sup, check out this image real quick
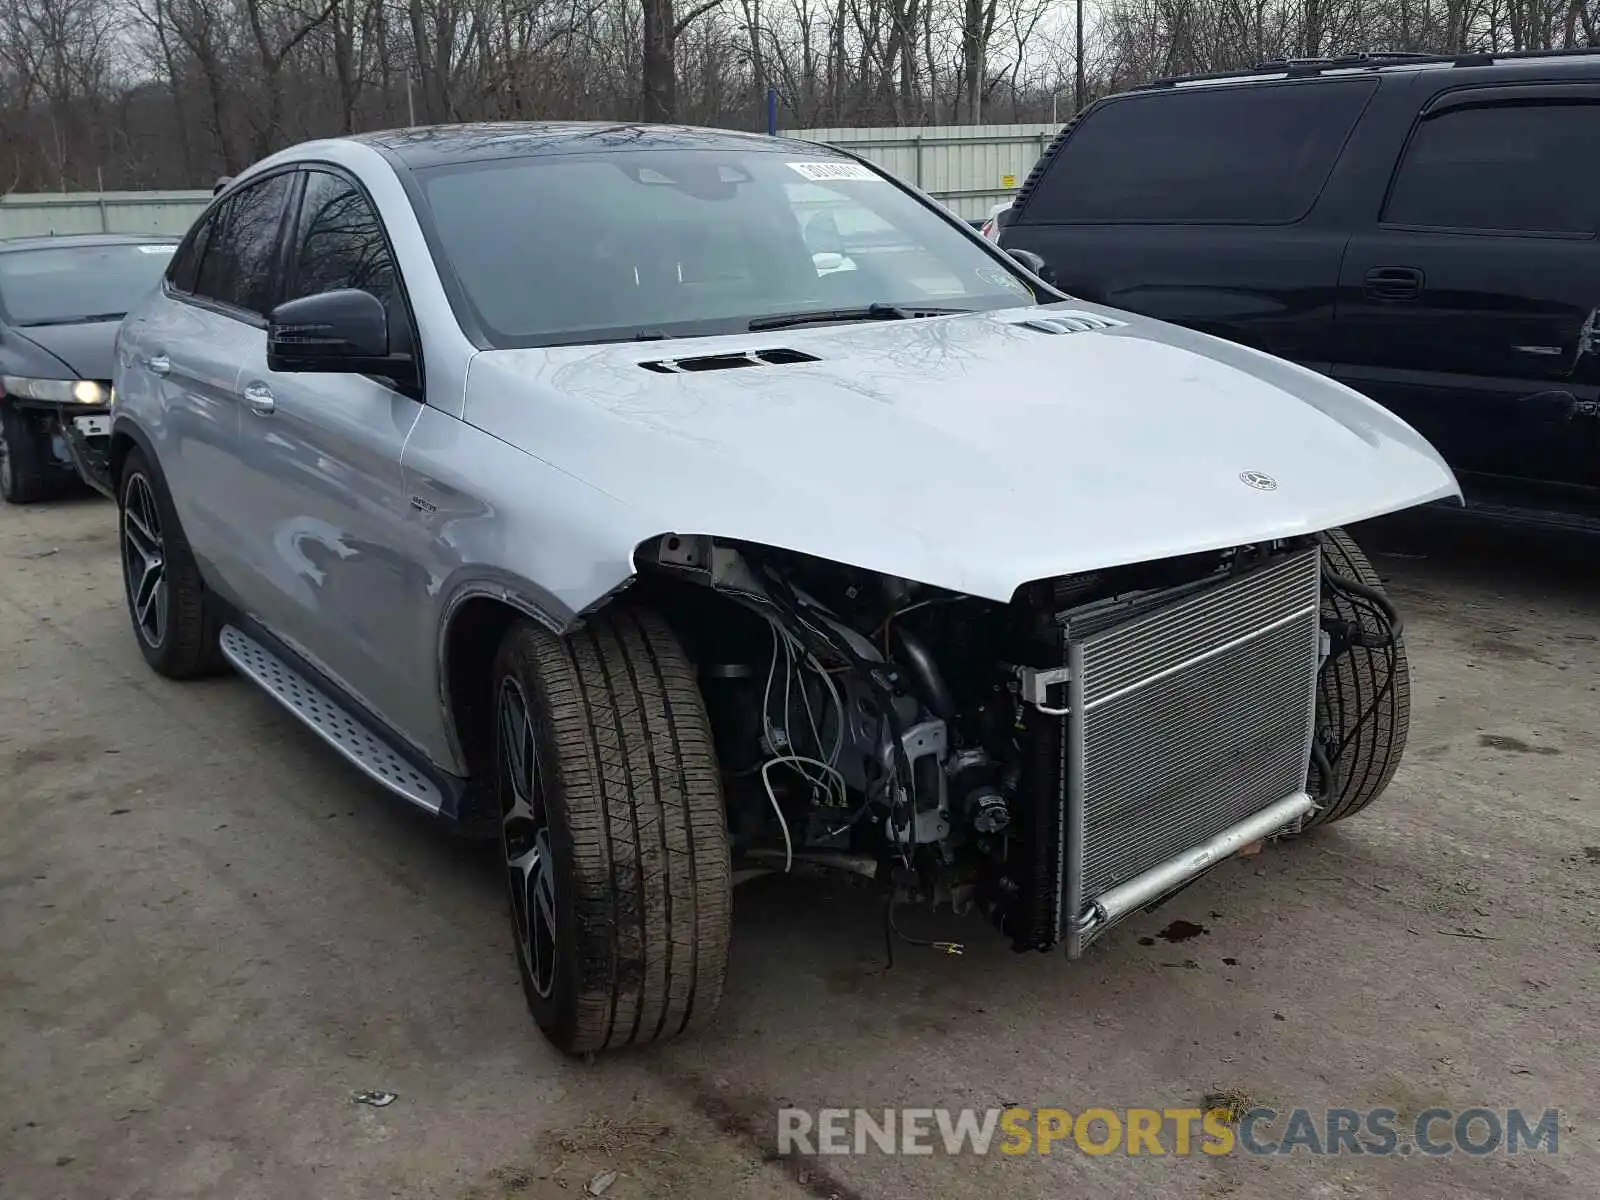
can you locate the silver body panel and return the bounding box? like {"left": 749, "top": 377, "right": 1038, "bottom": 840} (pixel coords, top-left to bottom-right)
{"left": 113, "top": 136, "right": 1459, "bottom": 781}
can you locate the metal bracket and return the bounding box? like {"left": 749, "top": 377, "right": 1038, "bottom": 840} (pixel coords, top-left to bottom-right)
{"left": 1015, "top": 665, "right": 1073, "bottom": 716}
{"left": 885, "top": 719, "right": 951, "bottom": 844}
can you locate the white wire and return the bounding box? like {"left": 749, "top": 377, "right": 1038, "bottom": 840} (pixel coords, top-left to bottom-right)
{"left": 762, "top": 620, "right": 783, "bottom": 753}
{"left": 767, "top": 621, "right": 845, "bottom": 769}
{"left": 760, "top": 755, "right": 850, "bottom": 871}
{"left": 777, "top": 630, "right": 821, "bottom": 791}
{"left": 756, "top": 617, "right": 856, "bottom": 869}
{"left": 793, "top": 641, "right": 835, "bottom": 769}
{"left": 771, "top": 622, "right": 839, "bottom": 791}
{"left": 760, "top": 758, "right": 795, "bottom": 872}
{"left": 819, "top": 663, "right": 845, "bottom": 766}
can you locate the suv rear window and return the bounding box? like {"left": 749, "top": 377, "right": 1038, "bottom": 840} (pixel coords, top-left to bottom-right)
{"left": 1022, "top": 78, "right": 1375, "bottom": 225}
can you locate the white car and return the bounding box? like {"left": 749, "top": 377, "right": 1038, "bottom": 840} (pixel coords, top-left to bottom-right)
{"left": 112, "top": 122, "right": 1457, "bottom": 1055}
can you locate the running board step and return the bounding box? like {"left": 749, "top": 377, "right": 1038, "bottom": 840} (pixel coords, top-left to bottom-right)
{"left": 219, "top": 625, "right": 443, "bottom": 813}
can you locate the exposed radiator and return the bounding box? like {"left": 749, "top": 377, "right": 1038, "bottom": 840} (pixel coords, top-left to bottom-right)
{"left": 1060, "top": 546, "right": 1323, "bottom": 955}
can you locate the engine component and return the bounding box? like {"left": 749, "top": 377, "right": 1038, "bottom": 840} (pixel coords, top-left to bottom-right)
{"left": 962, "top": 785, "right": 1011, "bottom": 834}
{"left": 638, "top": 529, "right": 1401, "bottom": 974}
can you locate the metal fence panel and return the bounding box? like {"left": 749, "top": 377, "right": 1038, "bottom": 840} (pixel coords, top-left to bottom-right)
{"left": 0, "top": 124, "right": 1060, "bottom": 236}
{"left": 0, "top": 191, "right": 210, "bottom": 239}
{"left": 786, "top": 124, "right": 1060, "bottom": 218}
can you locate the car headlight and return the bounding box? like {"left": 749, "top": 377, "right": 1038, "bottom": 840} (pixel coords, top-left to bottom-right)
{"left": 0, "top": 376, "right": 108, "bottom": 405}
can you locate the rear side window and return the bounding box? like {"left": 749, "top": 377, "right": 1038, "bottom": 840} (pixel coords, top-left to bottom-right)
{"left": 1384, "top": 102, "right": 1600, "bottom": 235}
{"left": 192, "top": 201, "right": 233, "bottom": 301}
{"left": 1023, "top": 79, "right": 1375, "bottom": 225}
{"left": 167, "top": 214, "right": 214, "bottom": 294}
{"left": 192, "top": 172, "right": 294, "bottom": 316}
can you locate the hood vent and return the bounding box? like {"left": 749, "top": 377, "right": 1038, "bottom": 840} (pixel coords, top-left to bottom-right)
{"left": 639, "top": 347, "right": 820, "bottom": 374}
{"left": 1015, "top": 312, "right": 1124, "bottom": 335}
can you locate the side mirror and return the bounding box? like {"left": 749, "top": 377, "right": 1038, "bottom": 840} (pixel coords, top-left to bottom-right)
{"left": 1006, "top": 248, "right": 1053, "bottom": 283}
{"left": 268, "top": 288, "right": 408, "bottom": 380}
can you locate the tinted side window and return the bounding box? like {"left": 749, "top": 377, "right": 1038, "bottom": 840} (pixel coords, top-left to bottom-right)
{"left": 286, "top": 170, "right": 400, "bottom": 313}
{"left": 193, "top": 198, "right": 234, "bottom": 302}
{"left": 1025, "top": 79, "right": 1375, "bottom": 225}
{"left": 194, "top": 173, "right": 294, "bottom": 315}
{"left": 168, "top": 212, "right": 215, "bottom": 294}
{"left": 1384, "top": 102, "right": 1600, "bottom": 234}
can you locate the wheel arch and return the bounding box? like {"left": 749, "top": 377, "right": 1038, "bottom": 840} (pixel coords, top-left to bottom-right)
{"left": 108, "top": 417, "right": 159, "bottom": 497}
{"left": 435, "top": 576, "right": 593, "bottom": 781}
{"left": 433, "top": 537, "right": 694, "bottom": 779}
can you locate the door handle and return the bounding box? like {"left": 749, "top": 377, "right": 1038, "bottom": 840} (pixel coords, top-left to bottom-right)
{"left": 242, "top": 381, "right": 276, "bottom": 416}
{"left": 146, "top": 353, "right": 171, "bottom": 376}
{"left": 1364, "top": 266, "right": 1424, "bottom": 302}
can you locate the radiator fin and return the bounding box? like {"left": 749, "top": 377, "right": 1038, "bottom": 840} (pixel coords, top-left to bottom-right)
{"left": 1064, "top": 547, "right": 1322, "bottom": 948}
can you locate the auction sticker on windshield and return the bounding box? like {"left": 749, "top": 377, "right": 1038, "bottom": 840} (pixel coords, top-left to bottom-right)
{"left": 787, "top": 161, "right": 882, "bottom": 182}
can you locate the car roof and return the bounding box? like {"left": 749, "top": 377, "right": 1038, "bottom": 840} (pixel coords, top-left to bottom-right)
{"left": 0, "top": 232, "right": 180, "bottom": 253}
{"left": 346, "top": 121, "right": 836, "bottom": 169}
{"left": 1138, "top": 46, "right": 1600, "bottom": 92}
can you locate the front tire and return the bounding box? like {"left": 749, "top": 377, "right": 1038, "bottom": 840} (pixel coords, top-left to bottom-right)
{"left": 1302, "top": 528, "right": 1411, "bottom": 829}
{"left": 118, "top": 448, "right": 223, "bottom": 678}
{"left": 492, "top": 607, "right": 731, "bottom": 1055}
{"left": 0, "top": 403, "right": 51, "bottom": 504}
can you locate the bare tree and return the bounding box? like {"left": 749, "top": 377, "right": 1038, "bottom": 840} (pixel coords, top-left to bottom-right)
{"left": 0, "top": 0, "right": 1596, "bottom": 188}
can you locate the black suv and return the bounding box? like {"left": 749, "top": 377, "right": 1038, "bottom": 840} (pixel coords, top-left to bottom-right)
{"left": 999, "top": 49, "right": 1600, "bottom": 528}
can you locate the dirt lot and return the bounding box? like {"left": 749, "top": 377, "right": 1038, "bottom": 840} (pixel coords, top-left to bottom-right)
{"left": 2, "top": 495, "right": 1597, "bottom": 1200}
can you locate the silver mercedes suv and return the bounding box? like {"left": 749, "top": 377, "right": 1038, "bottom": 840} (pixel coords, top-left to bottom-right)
{"left": 112, "top": 123, "right": 1458, "bottom": 1055}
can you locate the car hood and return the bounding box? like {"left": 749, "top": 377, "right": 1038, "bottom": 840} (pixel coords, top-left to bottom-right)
{"left": 462, "top": 303, "right": 1460, "bottom": 602}
{"left": 9, "top": 320, "right": 119, "bottom": 380}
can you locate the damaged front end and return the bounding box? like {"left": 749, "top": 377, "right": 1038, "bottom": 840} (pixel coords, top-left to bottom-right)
{"left": 0, "top": 379, "right": 115, "bottom": 498}
{"left": 636, "top": 531, "right": 1401, "bottom": 956}
{"left": 54, "top": 404, "right": 115, "bottom": 497}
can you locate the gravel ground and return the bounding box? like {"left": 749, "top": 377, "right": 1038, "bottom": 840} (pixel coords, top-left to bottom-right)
{"left": 1, "top": 495, "right": 1596, "bottom": 1200}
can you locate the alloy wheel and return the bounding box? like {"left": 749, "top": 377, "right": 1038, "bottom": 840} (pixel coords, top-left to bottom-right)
{"left": 0, "top": 425, "right": 12, "bottom": 495}
{"left": 498, "top": 677, "right": 557, "bottom": 999}
{"left": 121, "top": 473, "right": 168, "bottom": 648}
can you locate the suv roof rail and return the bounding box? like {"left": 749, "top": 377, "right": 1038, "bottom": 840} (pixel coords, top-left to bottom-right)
{"left": 1142, "top": 44, "right": 1600, "bottom": 89}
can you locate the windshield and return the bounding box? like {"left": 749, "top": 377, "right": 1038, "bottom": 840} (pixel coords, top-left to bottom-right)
{"left": 0, "top": 242, "right": 176, "bottom": 326}
{"left": 416, "top": 148, "right": 1037, "bottom": 348}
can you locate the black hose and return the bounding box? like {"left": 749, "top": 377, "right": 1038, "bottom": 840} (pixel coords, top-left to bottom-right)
{"left": 889, "top": 624, "right": 956, "bottom": 720}
{"left": 1309, "top": 734, "right": 1336, "bottom": 802}
{"left": 1322, "top": 567, "right": 1404, "bottom": 641}
{"left": 1316, "top": 569, "right": 1402, "bottom": 769}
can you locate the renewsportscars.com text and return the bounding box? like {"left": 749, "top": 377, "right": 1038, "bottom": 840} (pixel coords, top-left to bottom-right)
{"left": 777, "top": 1106, "right": 1561, "bottom": 1157}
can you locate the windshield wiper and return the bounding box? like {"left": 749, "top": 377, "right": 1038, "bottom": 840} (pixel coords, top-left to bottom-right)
{"left": 748, "top": 303, "right": 968, "bottom": 332}
{"left": 19, "top": 312, "right": 126, "bottom": 327}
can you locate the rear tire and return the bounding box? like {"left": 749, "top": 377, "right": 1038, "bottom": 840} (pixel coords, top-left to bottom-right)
{"left": 118, "top": 448, "right": 224, "bottom": 679}
{"left": 0, "top": 403, "right": 51, "bottom": 504}
{"left": 1301, "top": 528, "right": 1411, "bottom": 829}
{"left": 492, "top": 606, "right": 731, "bottom": 1055}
